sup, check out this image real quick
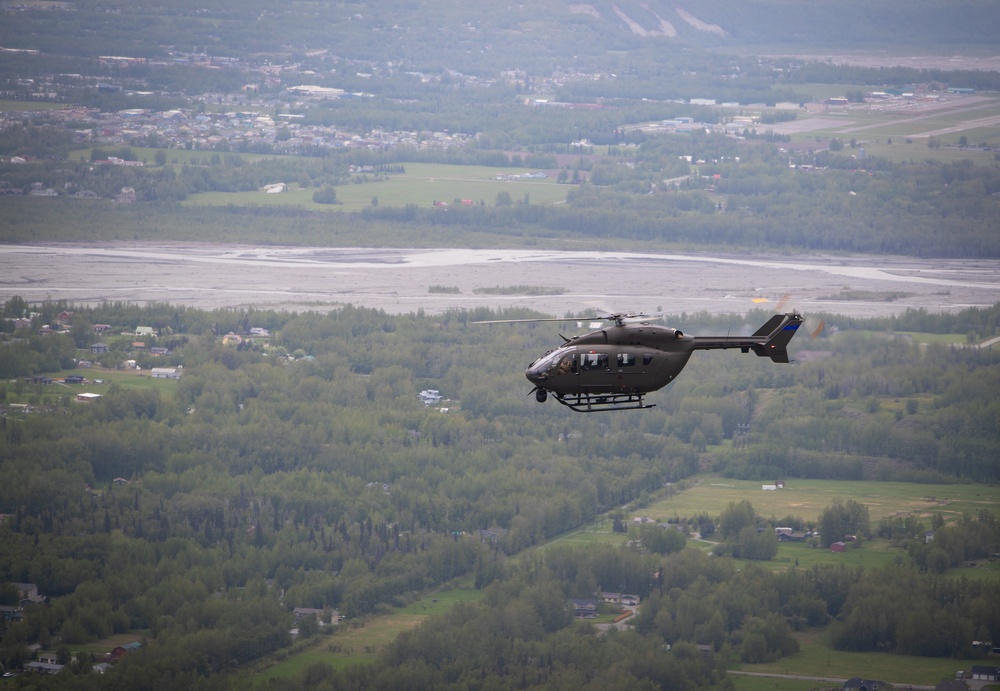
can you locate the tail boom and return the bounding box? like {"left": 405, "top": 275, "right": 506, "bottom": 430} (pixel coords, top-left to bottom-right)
{"left": 691, "top": 312, "right": 804, "bottom": 363}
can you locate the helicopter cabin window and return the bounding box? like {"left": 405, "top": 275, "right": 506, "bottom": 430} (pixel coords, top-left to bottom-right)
{"left": 579, "top": 352, "right": 609, "bottom": 371}
{"left": 642, "top": 353, "right": 654, "bottom": 366}
{"left": 617, "top": 353, "right": 636, "bottom": 367}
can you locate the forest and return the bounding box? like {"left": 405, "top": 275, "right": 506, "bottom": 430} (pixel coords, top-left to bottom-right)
{"left": 1, "top": 298, "right": 999, "bottom": 687}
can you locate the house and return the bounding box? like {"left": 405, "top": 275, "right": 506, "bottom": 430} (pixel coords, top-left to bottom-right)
{"left": 93, "top": 663, "right": 112, "bottom": 674}
{"left": 478, "top": 527, "right": 507, "bottom": 543}
{"left": 149, "top": 347, "right": 171, "bottom": 356}
{"left": 843, "top": 678, "right": 885, "bottom": 691}
{"left": 934, "top": 681, "right": 966, "bottom": 691}
{"left": 971, "top": 666, "right": 1000, "bottom": 682}
{"left": 25, "top": 661, "right": 63, "bottom": 674}
{"left": 110, "top": 641, "right": 142, "bottom": 660}
{"left": 598, "top": 592, "right": 640, "bottom": 606}
{"left": 65, "top": 376, "right": 84, "bottom": 384}
{"left": 135, "top": 326, "right": 154, "bottom": 337}
{"left": 776, "top": 528, "right": 810, "bottom": 542}
{"left": 0, "top": 605, "right": 24, "bottom": 623}
{"left": 92, "top": 324, "right": 111, "bottom": 332}
{"left": 830, "top": 541, "right": 847, "bottom": 553}
{"left": 151, "top": 367, "right": 180, "bottom": 379}
{"left": 569, "top": 598, "right": 598, "bottom": 619}
{"left": 292, "top": 607, "right": 324, "bottom": 623}
{"left": 90, "top": 342, "right": 109, "bottom": 354}
{"left": 76, "top": 393, "right": 102, "bottom": 403}
{"left": 14, "top": 583, "right": 42, "bottom": 603}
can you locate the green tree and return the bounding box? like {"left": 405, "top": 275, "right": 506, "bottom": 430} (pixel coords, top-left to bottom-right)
{"left": 718, "top": 500, "right": 757, "bottom": 540}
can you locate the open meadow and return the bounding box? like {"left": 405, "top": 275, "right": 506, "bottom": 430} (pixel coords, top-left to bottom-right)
{"left": 181, "top": 162, "right": 570, "bottom": 212}
{"left": 256, "top": 582, "right": 483, "bottom": 681}
{"left": 736, "top": 628, "right": 968, "bottom": 686}
{"left": 643, "top": 476, "right": 997, "bottom": 526}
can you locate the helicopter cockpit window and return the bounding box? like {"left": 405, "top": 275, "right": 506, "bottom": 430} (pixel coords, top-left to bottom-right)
{"left": 533, "top": 351, "right": 574, "bottom": 377}
{"left": 579, "top": 352, "right": 609, "bottom": 371}
{"left": 643, "top": 354, "right": 654, "bottom": 366}
{"left": 617, "top": 353, "right": 636, "bottom": 367}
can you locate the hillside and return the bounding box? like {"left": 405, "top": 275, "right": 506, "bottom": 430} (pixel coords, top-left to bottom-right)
{"left": 1, "top": 0, "right": 998, "bottom": 75}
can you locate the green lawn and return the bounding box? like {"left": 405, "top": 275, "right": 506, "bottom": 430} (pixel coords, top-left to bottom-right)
{"left": 641, "top": 476, "right": 997, "bottom": 526}
{"left": 183, "top": 162, "right": 569, "bottom": 212}
{"left": 0, "top": 99, "right": 71, "bottom": 112}
{"left": 3, "top": 366, "right": 179, "bottom": 410}
{"left": 68, "top": 147, "right": 295, "bottom": 167}
{"left": 256, "top": 581, "right": 484, "bottom": 682}
{"left": 734, "top": 628, "right": 966, "bottom": 686}
{"left": 729, "top": 674, "right": 825, "bottom": 691}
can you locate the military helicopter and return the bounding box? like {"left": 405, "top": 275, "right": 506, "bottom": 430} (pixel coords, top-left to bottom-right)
{"left": 477, "top": 311, "right": 805, "bottom": 412}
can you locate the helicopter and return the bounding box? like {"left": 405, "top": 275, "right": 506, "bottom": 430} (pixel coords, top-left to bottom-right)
{"left": 477, "top": 311, "right": 805, "bottom": 412}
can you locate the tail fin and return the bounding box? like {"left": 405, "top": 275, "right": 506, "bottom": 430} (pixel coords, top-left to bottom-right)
{"left": 750, "top": 314, "right": 786, "bottom": 339}
{"left": 754, "top": 313, "right": 803, "bottom": 363}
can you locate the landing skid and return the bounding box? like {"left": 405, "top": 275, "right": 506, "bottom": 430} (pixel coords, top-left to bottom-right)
{"left": 553, "top": 392, "right": 655, "bottom": 412}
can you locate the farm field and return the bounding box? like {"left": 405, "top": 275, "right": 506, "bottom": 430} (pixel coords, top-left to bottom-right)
{"left": 642, "top": 476, "right": 997, "bottom": 526}
{"left": 182, "top": 162, "right": 570, "bottom": 212}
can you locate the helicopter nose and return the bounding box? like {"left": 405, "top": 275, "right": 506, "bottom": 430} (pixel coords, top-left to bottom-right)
{"left": 525, "top": 362, "right": 546, "bottom": 385}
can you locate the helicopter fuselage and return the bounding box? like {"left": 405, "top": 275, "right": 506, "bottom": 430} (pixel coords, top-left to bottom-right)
{"left": 526, "top": 324, "right": 694, "bottom": 397}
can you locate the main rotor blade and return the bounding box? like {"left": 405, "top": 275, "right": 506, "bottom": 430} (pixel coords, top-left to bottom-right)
{"left": 472, "top": 317, "right": 582, "bottom": 325}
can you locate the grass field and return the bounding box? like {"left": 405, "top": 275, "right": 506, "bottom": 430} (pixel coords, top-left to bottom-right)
{"left": 735, "top": 628, "right": 965, "bottom": 685}
{"left": 642, "top": 476, "right": 997, "bottom": 526}
{"left": 181, "top": 162, "right": 569, "bottom": 212}
{"left": 0, "top": 99, "right": 71, "bottom": 112}
{"left": 4, "top": 366, "right": 178, "bottom": 409}
{"left": 256, "top": 581, "right": 483, "bottom": 682}
{"left": 68, "top": 146, "right": 295, "bottom": 167}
